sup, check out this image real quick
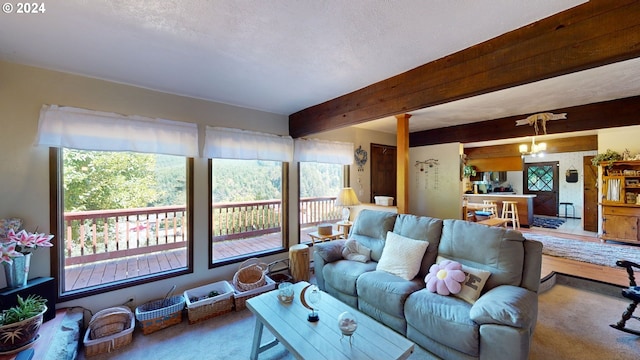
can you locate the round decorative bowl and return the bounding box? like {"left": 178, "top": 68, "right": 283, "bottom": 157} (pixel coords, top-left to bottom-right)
{"left": 277, "top": 282, "right": 294, "bottom": 304}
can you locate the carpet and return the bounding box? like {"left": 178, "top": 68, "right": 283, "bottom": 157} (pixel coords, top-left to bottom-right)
{"left": 532, "top": 274, "right": 640, "bottom": 360}
{"left": 524, "top": 233, "right": 640, "bottom": 268}
{"left": 532, "top": 216, "right": 565, "bottom": 229}
{"left": 75, "top": 275, "right": 640, "bottom": 360}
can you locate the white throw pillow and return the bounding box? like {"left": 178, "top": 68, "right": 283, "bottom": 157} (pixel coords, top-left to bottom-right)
{"left": 376, "top": 232, "right": 429, "bottom": 280}
{"left": 435, "top": 256, "right": 491, "bottom": 304}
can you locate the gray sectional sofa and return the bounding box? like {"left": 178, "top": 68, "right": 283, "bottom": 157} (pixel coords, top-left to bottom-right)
{"left": 313, "top": 209, "right": 543, "bottom": 360}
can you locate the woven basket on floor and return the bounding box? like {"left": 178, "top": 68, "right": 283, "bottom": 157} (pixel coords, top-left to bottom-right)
{"left": 84, "top": 306, "right": 134, "bottom": 357}
{"left": 232, "top": 258, "right": 268, "bottom": 292}
{"left": 88, "top": 306, "right": 132, "bottom": 339}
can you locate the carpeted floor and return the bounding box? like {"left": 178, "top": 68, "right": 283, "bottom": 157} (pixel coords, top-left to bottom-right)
{"left": 76, "top": 274, "right": 640, "bottom": 360}
{"left": 524, "top": 233, "right": 640, "bottom": 268}
{"left": 532, "top": 216, "right": 566, "bottom": 229}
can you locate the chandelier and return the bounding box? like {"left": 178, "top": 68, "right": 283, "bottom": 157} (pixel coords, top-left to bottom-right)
{"left": 519, "top": 137, "right": 546, "bottom": 157}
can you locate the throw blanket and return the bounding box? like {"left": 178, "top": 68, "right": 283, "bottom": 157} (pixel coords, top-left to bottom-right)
{"left": 342, "top": 239, "right": 371, "bottom": 263}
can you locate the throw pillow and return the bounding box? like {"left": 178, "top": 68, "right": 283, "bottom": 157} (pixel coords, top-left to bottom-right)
{"left": 425, "top": 259, "right": 466, "bottom": 295}
{"left": 434, "top": 256, "right": 491, "bottom": 304}
{"left": 376, "top": 232, "right": 429, "bottom": 280}
{"left": 341, "top": 239, "right": 372, "bottom": 263}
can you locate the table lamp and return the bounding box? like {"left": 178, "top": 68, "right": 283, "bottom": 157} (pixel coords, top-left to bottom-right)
{"left": 335, "top": 187, "right": 360, "bottom": 222}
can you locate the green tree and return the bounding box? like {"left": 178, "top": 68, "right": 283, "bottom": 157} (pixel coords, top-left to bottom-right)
{"left": 63, "top": 149, "right": 160, "bottom": 211}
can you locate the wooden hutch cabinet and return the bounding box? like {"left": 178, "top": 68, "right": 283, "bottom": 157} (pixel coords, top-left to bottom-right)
{"left": 600, "top": 161, "right": 640, "bottom": 244}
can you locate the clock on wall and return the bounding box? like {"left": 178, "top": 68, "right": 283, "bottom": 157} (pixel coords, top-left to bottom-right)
{"left": 354, "top": 146, "right": 367, "bottom": 172}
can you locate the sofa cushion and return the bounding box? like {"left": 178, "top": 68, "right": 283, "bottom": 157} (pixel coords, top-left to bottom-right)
{"left": 438, "top": 219, "right": 524, "bottom": 291}
{"left": 350, "top": 210, "right": 397, "bottom": 261}
{"left": 392, "top": 214, "right": 443, "bottom": 278}
{"left": 357, "top": 270, "right": 424, "bottom": 319}
{"left": 405, "top": 289, "right": 479, "bottom": 357}
{"left": 469, "top": 285, "right": 537, "bottom": 328}
{"left": 322, "top": 259, "right": 377, "bottom": 297}
{"left": 376, "top": 232, "right": 429, "bottom": 280}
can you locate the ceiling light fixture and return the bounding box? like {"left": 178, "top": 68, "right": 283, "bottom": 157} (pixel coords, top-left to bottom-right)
{"left": 519, "top": 137, "right": 546, "bottom": 157}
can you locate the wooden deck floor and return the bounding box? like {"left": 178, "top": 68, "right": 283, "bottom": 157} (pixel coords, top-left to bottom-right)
{"left": 64, "top": 227, "right": 318, "bottom": 291}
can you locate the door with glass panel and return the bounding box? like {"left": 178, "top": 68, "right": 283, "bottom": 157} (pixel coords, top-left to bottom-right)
{"left": 524, "top": 162, "right": 559, "bottom": 217}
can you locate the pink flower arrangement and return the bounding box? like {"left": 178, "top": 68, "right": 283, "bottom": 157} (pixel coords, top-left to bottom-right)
{"left": 0, "top": 219, "right": 54, "bottom": 265}
{"left": 425, "top": 259, "right": 466, "bottom": 296}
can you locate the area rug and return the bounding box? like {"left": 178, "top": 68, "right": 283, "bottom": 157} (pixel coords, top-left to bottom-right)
{"left": 524, "top": 233, "right": 640, "bottom": 268}
{"left": 532, "top": 216, "right": 565, "bottom": 229}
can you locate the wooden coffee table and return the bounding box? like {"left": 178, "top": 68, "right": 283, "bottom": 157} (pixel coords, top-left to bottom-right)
{"left": 246, "top": 281, "right": 414, "bottom": 360}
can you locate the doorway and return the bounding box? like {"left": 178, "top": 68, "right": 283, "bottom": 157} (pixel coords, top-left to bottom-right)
{"left": 583, "top": 155, "right": 598, "bottom": 232}
{"left": 524, "top": 161, "right": 559, "bottom": 216}
{"left": 370, "top": 143, "right": 397, "bottom": 204}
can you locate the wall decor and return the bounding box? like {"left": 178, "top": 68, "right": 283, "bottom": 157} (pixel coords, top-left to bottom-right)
{"left": 415, "top": 159, "right": 440, "bottom": 190}
{"left": 354, "top": 145, "right": 367, "bottom": 172}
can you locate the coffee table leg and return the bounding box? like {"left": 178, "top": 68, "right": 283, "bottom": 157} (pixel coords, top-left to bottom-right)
{"left": 250, "top": 317, "right": 279, "bottom": 360}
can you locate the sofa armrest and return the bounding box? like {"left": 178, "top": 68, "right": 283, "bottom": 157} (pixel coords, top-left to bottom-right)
{"left": 469, "top": 285, "right": 537, "bottom": 328}
{"left": 312, "top": 240, "right": 346, "bottom": 291}
{"left": 314, "top": 240, "right": 347, "bottom": 263}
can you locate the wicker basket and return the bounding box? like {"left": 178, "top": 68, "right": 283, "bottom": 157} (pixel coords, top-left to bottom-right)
{"left": 184, "top": 281, "right": 235, "bottom": 324}
{"left": 233, "top": 275, "right": 276, "bottom": 311}
{"left": 232, "top": 258, "right": 268, "bottom": 292}
{"left": 135, "top": 295, "right": 185, "bottom": 335}
{"left": 84, "top": 307, "right": 134, "bottom": 357}
{"left": 267, "top": 259, "right": 292, "bottom": 284}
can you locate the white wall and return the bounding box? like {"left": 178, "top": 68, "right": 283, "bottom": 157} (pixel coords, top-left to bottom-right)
{"left": 0, "top": 61, "right": 290, "bottom": 312}
{"left": 409, "top": 143, "right": 463, "bottom": 219}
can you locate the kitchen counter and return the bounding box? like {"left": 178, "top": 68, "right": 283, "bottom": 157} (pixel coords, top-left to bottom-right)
{"left": 464, "top": 193, "right": 535, "bottom": 197}
{"left": 463, "top": 194, "right": 536, "bottom": 227}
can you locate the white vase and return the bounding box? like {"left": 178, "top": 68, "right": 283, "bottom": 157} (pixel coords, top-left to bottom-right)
{"left": 3, "top": 253, "right": 31, "bottom": 288}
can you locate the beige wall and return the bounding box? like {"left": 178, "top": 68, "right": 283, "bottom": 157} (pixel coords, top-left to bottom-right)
{"left": 409, "top": 143, "right": 463, "bottom": 219}
{"left": 0, "top": 61, "right": 290, "bottom": 311}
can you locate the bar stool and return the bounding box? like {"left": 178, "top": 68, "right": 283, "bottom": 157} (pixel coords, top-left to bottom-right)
{"left": 475, "top": 200, "right": 497, "bottom": 220}
{"left": 501, "top": 201, "right": 520, "bottom": 229}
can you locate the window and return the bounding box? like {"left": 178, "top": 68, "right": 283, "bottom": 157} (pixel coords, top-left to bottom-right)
{"left": 38, "top": 105, "right": 198, "bottom": 300}
{"left": 204, "top": 127, "right": 293, "bottom": 267}
{"left": 54, "top": 149, "right": 193, "bottom": 299}
{"left": 210, "top": 159, "right": 287, "bottom": 264}
{"left": 299, "top": 162, "right": 344, "bottom": 243}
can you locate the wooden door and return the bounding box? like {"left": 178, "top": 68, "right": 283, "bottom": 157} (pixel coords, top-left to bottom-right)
{"left": 524, "top": 161, "right": 559, "bottom": 217}
{"left": 370, "top": 143, "right": 397, "bottom": 204}
{"left": 583, "top": 155, "right": 598, "bottom": 232}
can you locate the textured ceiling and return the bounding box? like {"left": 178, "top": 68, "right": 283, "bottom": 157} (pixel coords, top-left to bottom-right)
{"left": 3, "top": 1, "right": 636, "bottom": 138}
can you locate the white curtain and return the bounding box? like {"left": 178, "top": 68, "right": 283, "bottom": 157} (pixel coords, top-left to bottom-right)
{"left": 36, "top": 105, "right": 199, "bottom": 157}
{"left": 294, "top": 138, "right": 354, "bottom": 165}
{"left": 204, "top": 126, "right": 293, "bottom": 162}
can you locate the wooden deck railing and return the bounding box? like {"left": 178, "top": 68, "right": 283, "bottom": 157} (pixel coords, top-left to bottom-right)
{"left": 64, "top": 196, "right": 342, "bottom": 265}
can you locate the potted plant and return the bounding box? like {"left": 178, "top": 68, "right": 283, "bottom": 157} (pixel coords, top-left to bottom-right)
{"left": 591, "top": 149, "right": 622, "bottom": 171}
{"left": 0, "top": 218, "right": 54, "bottom": 288}
{"left": 463, "top": 165, "right": 477, "bottom": 178}
{"left": 0, "top": 294, "right": 47, "bottom": 353}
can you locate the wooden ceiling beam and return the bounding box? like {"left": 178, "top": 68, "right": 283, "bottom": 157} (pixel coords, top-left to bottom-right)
{"left": 289, "top": 0, "right": 640, "bottom": 138}
{"left": 465, "top": 135, "right": 598, "bottom": 159}
{"left": 410, "top": 95, "right": 640, "bottom": 147}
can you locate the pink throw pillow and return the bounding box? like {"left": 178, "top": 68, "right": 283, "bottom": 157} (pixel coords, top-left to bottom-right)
{"left": 425, "top": 259, "right": 466, "bottom": 295}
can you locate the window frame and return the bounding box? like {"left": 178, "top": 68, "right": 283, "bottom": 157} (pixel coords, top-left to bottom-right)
{"left": 208, "top": 159, "right": 289, "bottom": 269}
{"left": 50, "top": 148, "right": 195, "bottom": 302}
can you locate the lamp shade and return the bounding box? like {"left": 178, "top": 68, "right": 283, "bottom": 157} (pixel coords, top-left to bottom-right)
{"left": 335, "top": 188, "right": 360, "bottom": 207}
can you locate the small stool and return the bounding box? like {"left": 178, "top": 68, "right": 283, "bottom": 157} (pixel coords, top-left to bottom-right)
{"left": 289, "top": 244, "right": 310, "bottom": 283}
{"left": 501, "top": 201, "right": 520, "bottom": 229}
{"left": 558, "top": 202, "right": 575, "bottom": 219}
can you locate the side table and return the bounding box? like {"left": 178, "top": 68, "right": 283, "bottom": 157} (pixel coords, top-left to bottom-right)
{"left": 336, "top": 221, "right": 352, "bottom": 238}
{"left": 307, "top": 230, "right": 342, "bottom": 246}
